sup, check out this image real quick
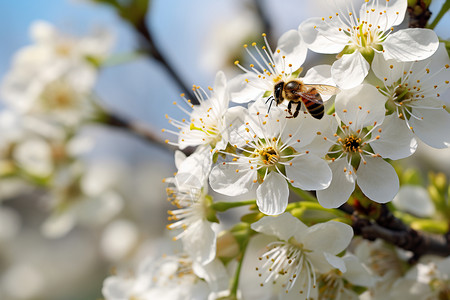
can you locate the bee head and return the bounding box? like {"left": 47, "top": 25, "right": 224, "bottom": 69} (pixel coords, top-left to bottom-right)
{"left": 273, "top": 81, "right": 285, "bottom": 105}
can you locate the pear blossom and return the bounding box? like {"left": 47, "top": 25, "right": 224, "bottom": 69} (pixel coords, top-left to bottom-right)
{"left": 165, "top": 164, "right": 217, "bottom": 265}
{"left": 1, "top": 20, "right": 113, "bottom": 127}
{"left": 373, "top": 43, "right": 450, "bottom": 149}
{"left": 299, "top": 0, "right": 439, "bottom": 89}
{"left": 317, "top": 253, "right": 375, "bottom": 300}
{"left": 102, "top": 254, "right": 229, "bottom": 300}
{"left": 229, "top": 31, "right": 339, "bottom": 118}
{"left": 248, "top": 213, "right": 354, "bottom": 298}
{"left": 164, "top": 71, "right": 244, "bottom": 151}
{"left": 316, "top": 84, "right": 416, "bottom": 208}
{"left": 354, "top": 239, "right": 409, "bottom": 299}
{"left": 389, "top": 256, "right": 450, "bottom": 300}
{"left": 209, "top": 101, "right": 331, "bottom": 215}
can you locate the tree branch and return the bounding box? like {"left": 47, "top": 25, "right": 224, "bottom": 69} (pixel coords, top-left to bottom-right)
{"left": 350, "top": 204, "right": 450, "bottom": 262}
{"left": 407, "top": 0, "right": 432, "bottom": 28}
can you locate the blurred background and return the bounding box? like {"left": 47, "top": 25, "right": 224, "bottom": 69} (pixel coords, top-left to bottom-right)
{"left": 0, "top": 0, "right": 449, "bottom": 299}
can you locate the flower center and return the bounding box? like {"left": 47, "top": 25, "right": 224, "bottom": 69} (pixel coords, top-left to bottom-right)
{"left": 259, "top": 147, "right": 280, "bottom": 165}
{"left": 39, "top": 80, "right": 78, "bottom": 111}
{"left": 343, "top": 135, "right": 362, "bottom": 153}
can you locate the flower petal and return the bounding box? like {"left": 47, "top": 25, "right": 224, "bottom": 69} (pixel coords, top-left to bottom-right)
{"left": 331, "top": 51, "right": 369, "bottom": 89}
{"left": 409, "top": 107, "right": 450, "bottom": 149}
{"left": 302, "top": 220, "right": 353, "bottom": 254}
{"left": 357, "top": 156, "right": 399, "bottom": 203}
{"left": 335, "top": 84, "right": 386, "bottom": 130}
{"left": 183, "top": 220, "right": 216, "bottom": 265}
{"left": 274, "top": 30, "right": 307, "bottom": 73}
{"left": 228, "top": 73, "right": 264, "bottom": 103}
{"left": 256, "top": 172, "right": 289, "bottom": 215}
{"left": 251, "top": 212, "right": 307, "bottom": 241}
{"left": 372, "top": 52, "right": 410, "bottom": 86}
{"left": 209, "top": 161, "right": 257, "bottom": 196}
{"left": 316, "top": 158, "right": 356, "bottom": 208}
{"left": 303, "top": 64, "right": 336, "bottom": 101}
{"left": 342, "top": 254, "right": 376, "bottom": 287}
{"left": 370, "top": 114, "right": 417, "bottom": 160}
{"left": 285, "top": 154, "right": 332, "bottom": 191}
{"left": 383, "top": 28, "right": 439, "bottom": 62}
{"left": 299, "top": 17, "right": 347, "bottom": 54}
{"left": 393, "top": 185, "right": 435, "bottom": 217}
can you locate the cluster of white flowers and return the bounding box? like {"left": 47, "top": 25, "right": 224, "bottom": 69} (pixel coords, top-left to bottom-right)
{"left": 0, "top": 21, "right": 120, "bottom": 238}
{"left": 100, "top": 0, "right": 450, "bottom": 299}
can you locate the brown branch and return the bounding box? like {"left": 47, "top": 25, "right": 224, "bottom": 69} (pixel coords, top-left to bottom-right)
{"left": 349, "top": 204, "right": 450, "bottom": 263}
{"left": 407, "top": 1, "right": 432, "bottom": 28}
{"left": 100, "top": 111, "right": 194, "bottom": 156}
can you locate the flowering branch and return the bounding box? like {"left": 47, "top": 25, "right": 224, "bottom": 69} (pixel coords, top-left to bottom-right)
{"left": 407, "top": 0, "right": 433, "bottom": 28}
{"left": 347, "top": 204, "right": 450, "bottom": 262}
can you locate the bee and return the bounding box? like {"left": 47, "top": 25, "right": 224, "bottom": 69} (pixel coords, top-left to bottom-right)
{"left": 268, "top": 79, "right": 340, "bottom": 119}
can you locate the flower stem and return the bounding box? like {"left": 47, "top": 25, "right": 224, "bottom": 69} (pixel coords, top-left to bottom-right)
{"left": 288, "top": 184, "right": 317, "bottom": 202}
{"left": 427, "top": 0, "right": 450, "bottom": 29}
{"left": 211, "top": 200, "right": 257, "bottom": 212}
{"left": 229, "top": 226, "right": 251, "bottom": 298}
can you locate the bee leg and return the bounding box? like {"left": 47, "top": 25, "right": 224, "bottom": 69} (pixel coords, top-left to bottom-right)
{"left": 287, "top": 101, "right": 293, "bottom": 115}
{"left": 292, "top": 102, "right": 302, "bottom": 118}
{"left": 267, "top": 97, "right": 274, "bottom": 114}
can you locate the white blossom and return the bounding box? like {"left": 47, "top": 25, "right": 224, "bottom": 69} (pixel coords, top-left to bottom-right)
{"left": 247, "top": 213, "right": 354, "bottom": 298}
{"left": 299, "top": 0, "right": 439, "bottom": 89}
{"left": 373, "top": 43, "right": 450, "bottom": 149}
{"left": 209, "top": 101, "right": 331, "bottom": 215}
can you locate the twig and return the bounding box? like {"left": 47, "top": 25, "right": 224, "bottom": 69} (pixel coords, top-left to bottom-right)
{"left": 407, "top": 0, "right": 432, "bottom": 28}
{"left": 101, "top": 112, "right": 194, "bottom": 156}
{"left": 350, "top": 204, "right": 450, "bottom": 262}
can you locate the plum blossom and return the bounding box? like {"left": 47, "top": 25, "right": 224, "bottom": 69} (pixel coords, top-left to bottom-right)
{"left": 373, "top": 43, "right": 450, "bottom": 149}
{"left": 316, "top": 84, "right": 416, "bottom": 208}
{"left": 317, "top": 253, "right": 375, "bottom": 300}
{"left": 102, "top": 254, "right": 229, "bottom": 300}
{"left": 388, "top": 256, "right": 450, "bottom": 300}
{"left": 299, "top": 0, "right": 439, "bottom": 89}
{"left": 248, "top": 213, "right": 354, "bottom": 298}
{"left": 164, "top": 71, "right": 244, "bottom": 151}
{"left": 165, "top": 157, "right": 217, "bottom": 265}
{"left": 209, "top": 101, "right": 331, "bottom": 215}
{"left": 1, "top": 20, "right": 113, "bottom": 127}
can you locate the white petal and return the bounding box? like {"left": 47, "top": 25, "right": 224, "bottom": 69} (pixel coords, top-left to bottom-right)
{"left": 324, "top": 253, "right": 346, "bottom": 273}
{"left": 251, "top": 212, "right": 307, "bottom": 241}
{"left": 393, "top": 185, "right": 435, "bottom": 217}
{"left": 360, "top": 0, "right": 407, "bottom": 29}
{"left": 193, "top": 259, "right": 228, "bottom": 293}
{"left": 372, "top": 52, "right": 410, "bottom": 86}
{"left": 285, "top": 154, "right": 331, "bottom": 190}
{"left": 370, "top": 114, "right": 417, "bottom": 160}
{"left": 174, "top": 150, "right": 187, "bottom": 169}
{"left": 357, "top": 156, "right": 399, "bottom": 203}
{"left": 183, "top": 220, "right": 216, "bottom": 265}
{"left": 410, "top": 107, "right": 450, "bottom": 148}
{"left": 302, "top": 221, "right": 353, "bottom": 254}
{"left": 281, "top": 113, "right": 322, "bottom": 149}
{"left": 274, "top": 30, "right": 307, "bottom": 73}
{"left": 335, "top": 84, "right": 386, "bottom": 130}
{"left": 41, "top": 212, "right": 75, "bottom": 238}
{"left": 331, "top": 51, "right": 370, "bottom": 89}
{"left": 213, "top": 71, "right": 227, "bottom": 107}
{"left": 176, "top": 145, "right": 212, "bottom": 187}
{"left": 342, "top": 254, "right": 376, "bottom": 287}
{"left": 299, "top": 17, "right": 347, "bottom": 54}
{"left": 317, "top": 158, "right": 356, "bottom": 208}
{"left": 209, "top": 162, "right": 256, "bottom": 196}
{"left": 383, "top": 28, "right": 439, "bottom": 62}
{"left": 228, "top": 73, "right": 264, "bottom": 103}
{"left": 256, "top": 172, "right": 289, "bottom": 215}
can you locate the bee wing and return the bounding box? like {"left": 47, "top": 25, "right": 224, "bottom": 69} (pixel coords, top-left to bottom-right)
{"left": 304, "top": 84, "right": 340, "bottom": 96}
{"left": 298, "top": 91, "right": 323, "bottom": 104}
